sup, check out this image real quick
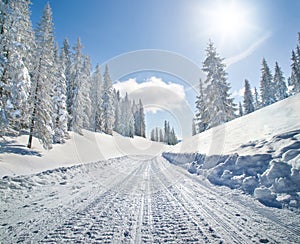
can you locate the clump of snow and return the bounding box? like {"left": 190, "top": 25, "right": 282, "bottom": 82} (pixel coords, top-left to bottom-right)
{"left": 254, "top": 187, "right": 281, "bottom": 208}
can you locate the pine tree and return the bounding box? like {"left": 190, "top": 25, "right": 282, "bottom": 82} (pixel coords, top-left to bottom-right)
{"left": 128, "top": 104, "right": 135, "bottom": 138}
{"left": 238, "top": 102, "right": 243, "bottom": 117}
{"left": 133, "top": 99, "right": 146, "bottom": 137}
{"left": 260, "top": 58, "right": 275, "bottom": 106}
{"left": 273, "top": 62, "right": 287, "bottom": 101}
{"left": 150, "top": 129, "right": 155, "bottom": 141}
{"left": 164, "top": 120, "right": 170, "bottom": 143}
{"left": 289, "top": 50, "right": 300, "bottom": 94}
{"left": 113, "top": 89, "right": 122, "bottom": 134}
{"left": 0, "top": 0, "right": 34, "bottom": 134}
{"left": 202, "top": 40, "right": 236, "bottom": 129}
{"left": 120, "top": 93, "right": 134, "bottom": 137}
{"left": 132, "top": 99, "right": 138, "bottom": 135}
{"left": 81, "top": 55, "right": 92, "bottom": 128}
{"left": 101, "top": 65, "right": 114, "bottom": 135}
{"left": 155, "top": 127, "right": 159, "bottom": 142}
{"left": 52, "top": 43, "right": 68, "bottom": 143}
{"left": 159, "top": 128, "right": 164, "bottom": 142}
{"left": 62, "top": 38, "right": 73, "bottom": 130}
{"left": 243, "top": 79, "right": 254, "bottom": 114}
{"left": 69, "top": 38, "right": 86, "bottom": 134}
{"left": 90, "top": 64, "right": 102, "bottom": 131}
{"left": 254, "top": 87, "right": 260, "bottom": 110}
{"left": 0, "top": 0, "right": 10, "bottom": 133}
{"left": 28, "top": 3, "right": 55, "bottom": 149}
{"left": 13, "top": 0, "right": 35, "bottom": 74}
{"left": 194, "top": 78, "right": 208, "bottom": 133}
{"left": 169, "top": 127, "right": 178, "bottom": 145}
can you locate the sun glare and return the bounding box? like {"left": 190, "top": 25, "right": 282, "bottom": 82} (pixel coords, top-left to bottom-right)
{"left": 217, "top": 6, "right": 246, "bottom": 34}
{"left": 202, "top": 1, "right": 253, "bottom": 43}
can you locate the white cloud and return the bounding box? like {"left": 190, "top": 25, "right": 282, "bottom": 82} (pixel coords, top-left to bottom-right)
{"left": 113, "top": 77, "right": 186, "bottom": 113}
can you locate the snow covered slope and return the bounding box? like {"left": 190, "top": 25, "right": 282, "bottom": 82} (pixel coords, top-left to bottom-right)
{"left": 0, "top": 130, "right": 166, "bottom": 177}
{"left": 171, "top": 93, "right": 300, "bottom": 156}
{"left": 164, "top": 94, "right": 300, "bottom": 208}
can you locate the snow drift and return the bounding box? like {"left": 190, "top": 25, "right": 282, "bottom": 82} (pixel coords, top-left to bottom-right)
{"left": 0, "top": 131, "right": 166, "bottom": 177}
{"left": 164, "top": 94, "right": 300, "bottom": 208}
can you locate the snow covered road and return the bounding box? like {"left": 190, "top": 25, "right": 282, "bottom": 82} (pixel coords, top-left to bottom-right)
{"left": 1, "top": 156, "right": 300, "bottom": 243}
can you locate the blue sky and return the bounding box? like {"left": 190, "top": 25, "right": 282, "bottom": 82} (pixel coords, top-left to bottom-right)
{"left": 31, "top": 0, "right": 300, "bottom": 138}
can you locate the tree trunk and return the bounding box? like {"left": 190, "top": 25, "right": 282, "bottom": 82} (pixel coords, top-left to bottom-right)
{"left": 27, "top": 58, "right": 41, "bottom": 148}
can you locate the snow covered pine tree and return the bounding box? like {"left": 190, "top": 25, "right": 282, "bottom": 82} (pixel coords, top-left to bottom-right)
{"left": 28, "top": 3, "right": 55, "bottom": 149}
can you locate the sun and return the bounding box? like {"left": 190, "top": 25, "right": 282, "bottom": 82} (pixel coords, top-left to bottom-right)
{"left": 216, "top": 5, "right": 247, "bottom": 35}
{"left": 202, "top": 1, "right": 253, "bottom": 43}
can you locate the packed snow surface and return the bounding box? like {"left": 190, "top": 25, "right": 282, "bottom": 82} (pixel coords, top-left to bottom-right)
{"left": 1, "top": 156, "right": 300, "bottom": 243}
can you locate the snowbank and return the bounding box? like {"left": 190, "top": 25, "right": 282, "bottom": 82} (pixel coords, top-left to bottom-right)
{"left": 0, "top": 130, "right": 166, "bottom": 177}
{"left": 164, "top": 95, "right": 300, "bottom": 209}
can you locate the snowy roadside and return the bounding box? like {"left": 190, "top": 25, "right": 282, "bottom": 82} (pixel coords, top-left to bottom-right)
{"left": 0, "top": 130, "right": 166, "bottom": 177}
{"left": 163, "top": 130, "right": 300, "bottom": 209}
{"left": 163, "top": 95, "right": 300, "bottom": 209}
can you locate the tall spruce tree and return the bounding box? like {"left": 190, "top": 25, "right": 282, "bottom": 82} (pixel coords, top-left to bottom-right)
{"left": 238, "top": 102, "right": 243, "bottom": 117}
{"left": 273, "top": 62, "right": 287, "bottom": 101}
{"left": 289, "top": 49, "right": 300, "bottom": 94}
{"left": 243, "top": 79, "right": 254, "bottom": 114}
{"left": 159, "top": 128, "right": 164, "bottom": 142}
{"left": 62, "top": 38, "right": 73, "bottom": 130}
{"left": 0, "top": 0, "right": 34, "bottom": 134}
{"left": 133, "top": 99, "right": 145, "bottom": 137}
{"left": 194, "top": 78, "right": 208, "bottom": 134}
{"left": 90, "top": 64, "right": 102, "bottom": 132}
{"left": 101, "top": 65, "right": 114, "bottom": 135}
{"left": 81, "top": 55, "right": 92, "bottom": 128}
{"left": 113, "top": 89, "right": 122, "bottom": 134}
{"left": 155, "top": 127, "right": 159, "bottom": 142}
{"left": 52, "top": 44, "right": 68, "bottom": 143}
{"left": 202, "top": 40, "right": 236, "bottom": 129}
{"left": 254, "top": 87, "right": 260, "bottom": 110}
{"left": 164, "top": 120, "right": 170, "bottom": 143}
{"left": 260, "top": 58, "right": 275, "bottom": 106}
{"left": 150, "top": 128, "right": 155, "bottom": 141}
{"left": 28, "top": 3, "right": 55, "bottom": 149}
{"left": 169, "top": 127, "right": 178, "bottom": 145}
{"left": 69, "top": 38, "right": 86, "bottom": 134}
{"left": 120, "top": 93, "right": 134, "bottom": 137}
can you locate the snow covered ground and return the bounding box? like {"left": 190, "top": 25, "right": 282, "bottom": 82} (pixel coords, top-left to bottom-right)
{"left": 0, "top": 95, "right": 300, "bottom": 242}
{"left": 165, "top": 94, "right": 300, "bottom": 209}
{"left": 0, "top": 130, "right": 166, "bottom": 177}
{"left": 1, "top": 156, "right": 300, "bottom": 243}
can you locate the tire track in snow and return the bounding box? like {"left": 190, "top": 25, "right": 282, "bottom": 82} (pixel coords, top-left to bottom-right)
{"left": 40, "top": 161, "right": 148, "bottom": 243}
{"left": 157, "top": 156, "right": 300, "bottom": 243}
{"left": 149, "top": 158, "right": 215, "bottom": 243}
{"left": 151, "top": 157, "right": 250, "bottom": 243}
{"left": 171, "top": 161, "right": 300, "bottom": 242}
